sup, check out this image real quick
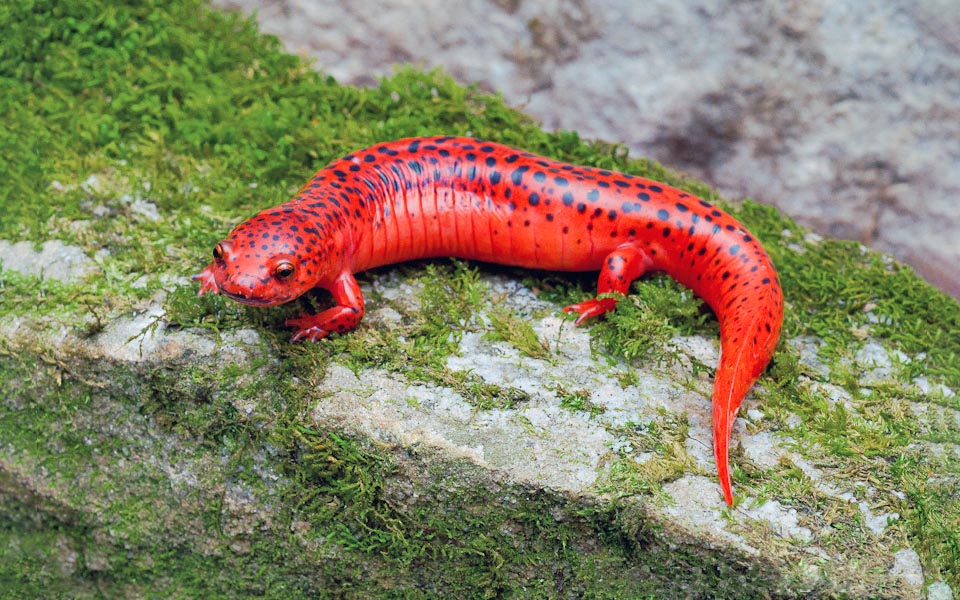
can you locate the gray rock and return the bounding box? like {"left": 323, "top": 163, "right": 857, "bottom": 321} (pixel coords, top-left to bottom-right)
{"left": 4, "top": 264, "right": 951, "bottom": 596}
{"left": 928, "top": 581, "right": 955, "bottom": 600}
{"left": 212, "top": 0, "right": 960, "bottom": 298}
{"left": 0, "top": 239, "right": 98, "bottom": 283}
{"left": 891, "top": 548, "right": 925, "bottom": 588}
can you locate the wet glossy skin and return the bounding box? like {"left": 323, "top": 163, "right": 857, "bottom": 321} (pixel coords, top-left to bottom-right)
{"left": 195, "top": 136, "right": 784, "bottom": 505}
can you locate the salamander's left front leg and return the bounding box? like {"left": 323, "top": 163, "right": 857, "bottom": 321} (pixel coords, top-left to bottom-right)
{"left": 564, "top": 244, "right": 651, "bottom": 325}
{"left": 288, "top": 271, "right": 365, "bottom": 342}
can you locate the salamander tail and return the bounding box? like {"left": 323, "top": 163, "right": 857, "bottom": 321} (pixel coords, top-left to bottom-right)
{"left": 712, "top": 305, "right": 781, "bottom": 505}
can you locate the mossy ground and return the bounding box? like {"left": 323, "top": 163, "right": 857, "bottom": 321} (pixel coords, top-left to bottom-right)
{"left": 1, "top": 0, "right": 958, "bottom": 597}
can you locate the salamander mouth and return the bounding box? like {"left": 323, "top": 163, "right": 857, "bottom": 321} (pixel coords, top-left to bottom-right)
{"left": 219, "top": 288, "right": 285, "bottom": 307}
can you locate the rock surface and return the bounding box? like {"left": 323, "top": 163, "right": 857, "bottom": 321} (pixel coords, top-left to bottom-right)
{"left": 0, "top": 240, "right": 99, "bottom": 283}
{"left": 3, "top": 234, "right": 956, "bottom": 595}
{"left": 212, "top": 0, "right": 960, "bottom": 298}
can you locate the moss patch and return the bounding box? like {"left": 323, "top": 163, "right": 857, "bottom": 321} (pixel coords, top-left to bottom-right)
{"left": 485, "top": 305, "right": 553, "bottom": 361}
{"left": 3, "top": 336, "right": 800, "bottom": 599}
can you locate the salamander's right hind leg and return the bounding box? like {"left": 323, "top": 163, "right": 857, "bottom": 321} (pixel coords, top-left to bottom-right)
{"left": 563, "top": 243, "right": 651, "bottom": 325}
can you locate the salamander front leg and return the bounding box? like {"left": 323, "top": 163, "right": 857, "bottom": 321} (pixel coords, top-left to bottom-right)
{"left": 563, "top": 244, "right": 650, "bottom": 325}
{"left": 288, "top": 271, "right": 365, "bottom": 342}
{"left": 192, "top": 264, "right": 220, "bottom": 296}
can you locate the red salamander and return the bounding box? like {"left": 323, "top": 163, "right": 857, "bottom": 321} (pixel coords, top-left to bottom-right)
{"left": 195, "top": 136, "right": 784, "bottom": 505}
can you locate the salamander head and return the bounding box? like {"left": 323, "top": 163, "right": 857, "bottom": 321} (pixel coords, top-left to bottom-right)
{"left": 204, "top": 209, "right": 324, "bottom": 307}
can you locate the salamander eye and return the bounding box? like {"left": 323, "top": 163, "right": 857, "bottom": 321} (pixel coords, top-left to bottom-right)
{"left": 212, "top": 243, "right": 224, "bottom": 262}
{"left": 274, "top": 261, "right": 295, "bottom": 281}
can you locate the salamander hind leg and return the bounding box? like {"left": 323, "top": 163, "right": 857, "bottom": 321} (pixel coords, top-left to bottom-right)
{"left": 564, "top": 244, "right": 651, "bottom": 326}
{"left": 288, "top": 271, "right": 365, "bottom": 342}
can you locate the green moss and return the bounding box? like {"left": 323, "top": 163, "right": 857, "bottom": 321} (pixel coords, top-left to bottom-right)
{"left": 484, "top": 306, "right": 552, "bottom": 360}
{"left": 416, "top": 260, "right": 487, "bottom": 354}
{"left": 587, "top": 275, "right": 715, "bottom": 365}
{"left": 599, "top": 412, "right": 699, "bottom": 501}
{"left": 292, "top": 261, "right": 531, "bottom": 410}
{"left": 556, "top": 385, "right": 606, "bottom": 417}
{"left": 2, "top": 342, "right": 792, "bottom": 599}
{"left": 732, "top": 202, "right": 960, "bottom": 390}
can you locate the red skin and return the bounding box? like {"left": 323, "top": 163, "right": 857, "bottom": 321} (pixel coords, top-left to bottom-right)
{"left": 195, "top": 136, "right": 784, "bottom": 505}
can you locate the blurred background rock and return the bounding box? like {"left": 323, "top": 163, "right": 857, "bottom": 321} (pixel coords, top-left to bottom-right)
{"left": 213, "top": 0, "right": 960, "bottom": 299}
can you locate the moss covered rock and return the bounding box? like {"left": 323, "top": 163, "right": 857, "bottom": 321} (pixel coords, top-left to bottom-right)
{"left": 1, "top": 1, "right": 958, "bottom": 598}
